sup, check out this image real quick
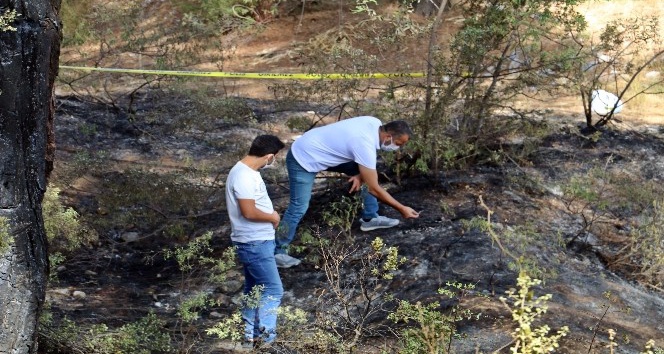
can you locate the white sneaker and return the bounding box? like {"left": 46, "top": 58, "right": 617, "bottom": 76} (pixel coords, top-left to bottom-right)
{"left": 275, "top": 253, "right": 301, "bottom": 268}
{"left": 360, "top": 216, "right": 400, "bottom": 231}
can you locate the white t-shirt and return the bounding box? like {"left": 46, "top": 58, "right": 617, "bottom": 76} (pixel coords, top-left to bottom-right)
{"left": 225, "top": 161, "right": 275, "bottom": 243}
{"left": 291, "top": 116, "right": 381, "bottom": 173}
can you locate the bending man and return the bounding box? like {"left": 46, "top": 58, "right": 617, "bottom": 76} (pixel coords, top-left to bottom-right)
{"left": 275, "top": 116, "right": 420, "bottom": 268}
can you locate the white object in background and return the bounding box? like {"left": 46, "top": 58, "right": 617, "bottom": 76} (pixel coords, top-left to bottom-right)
{"left": 591, "top": 89, "right": 624, "bottom": 116}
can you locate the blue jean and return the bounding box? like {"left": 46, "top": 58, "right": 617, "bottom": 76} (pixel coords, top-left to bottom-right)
{"left": 276, "top": 149, "right": 379, "bottom": 254}
{"left": 234, "top": 240, "right": 283, "bottom": 343}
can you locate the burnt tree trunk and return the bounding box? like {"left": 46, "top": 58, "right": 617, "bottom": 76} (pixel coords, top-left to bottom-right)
{"left": 0, "top": 0, "right": 60, "bottom": 353}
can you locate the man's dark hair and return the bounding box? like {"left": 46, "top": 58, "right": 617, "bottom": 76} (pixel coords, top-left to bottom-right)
{"left": 382, "top": 120, "right": 413, "bottom": 138}
{"left": 248, "top": 135, "right": 285, "bottom": 157}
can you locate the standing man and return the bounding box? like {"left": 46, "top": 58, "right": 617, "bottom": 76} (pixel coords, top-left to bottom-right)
{"left": 225, "top": 134, "right": 285, "bottom": 348}
{"left": 275, "top": 116, "right": 420, "bottom": 268}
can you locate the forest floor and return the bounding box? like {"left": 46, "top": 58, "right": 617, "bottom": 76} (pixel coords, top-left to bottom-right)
{"left": 45, "top": 1, "right": 664, "bottom": 353}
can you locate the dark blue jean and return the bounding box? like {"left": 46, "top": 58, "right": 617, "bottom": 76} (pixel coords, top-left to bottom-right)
{"left": 276, "top": 149, "right": 379, "bottom": 254}
{"left": 234, "top": 240, "right": 283, "bottom": 342}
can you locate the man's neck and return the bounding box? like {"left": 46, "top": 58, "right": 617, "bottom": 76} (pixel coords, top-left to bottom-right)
{"left": 240, "top": 156, "right": 263, "bottom": 171}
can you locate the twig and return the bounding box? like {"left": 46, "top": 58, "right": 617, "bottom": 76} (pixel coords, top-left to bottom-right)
{"left": 478, "top": 195, "right": 519, "bottom": 263}
{"left": 492, "top": 339, "right": 516, "bottom": 353}
{"left": 587, "top": 304, "right": 610, "bottom": 353}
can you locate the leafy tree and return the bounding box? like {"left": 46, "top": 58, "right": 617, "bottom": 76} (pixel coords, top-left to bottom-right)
{"left": 418, "top": 0, "right": 588, "bottom": 174}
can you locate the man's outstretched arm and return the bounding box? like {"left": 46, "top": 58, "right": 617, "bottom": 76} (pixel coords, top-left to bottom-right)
{"left": 358, "top": 165, "right": 420, "bottom": 219}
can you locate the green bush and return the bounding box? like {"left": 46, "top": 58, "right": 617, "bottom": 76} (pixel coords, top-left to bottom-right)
{"left": 0, "top": 217, "right": 12, "bottom": 254}
{"left": 322, "top": 194, "right": 362, "bottom": 238}
{"left": 0, "top": 8, "right": 17, "bottom": 32}
{"left": 43, "top": 185, "right": 97, "bottom": 252}
{"left": 60, "top": 0, "right": 93, "bottom": 45}
{"left": 500, "top": 272, "right": 569, "bottom": 353}
{"left": 613, "top": 200, "right": 664, "bottom": 287}
{"left": 40, "top": 312, "right": 172, "bottom": 353}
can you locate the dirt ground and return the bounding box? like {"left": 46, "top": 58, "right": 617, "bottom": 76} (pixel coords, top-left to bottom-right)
{"left": 45, "top": 1, "right": 664, "bottom": 353}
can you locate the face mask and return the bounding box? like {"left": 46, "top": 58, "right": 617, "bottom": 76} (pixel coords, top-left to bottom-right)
{"left": 380, "top": 136, "right": 400, "bottom": 152}
{"left": 260, "top": 155, "right": 276, "bottom": 169}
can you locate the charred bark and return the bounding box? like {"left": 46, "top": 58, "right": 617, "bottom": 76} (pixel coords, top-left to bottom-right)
{"left": 0, "top": 0, "right": 61, "bottom": 353}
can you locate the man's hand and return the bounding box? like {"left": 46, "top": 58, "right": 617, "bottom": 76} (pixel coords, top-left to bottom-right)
{"left": 399, "top": 206, "right": 420, "bottom": 219}
{"left": 347, "top": 175, "right": 362, "bottom": 193}
{"left": 271, "top": 211, "right": 281, "bottom": 229}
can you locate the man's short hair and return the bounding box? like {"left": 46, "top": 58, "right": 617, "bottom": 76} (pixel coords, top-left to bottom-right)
{"left": 383, "top": 120, "right": 413, "bottom": 138}
{"left": 248, "top": 135, "right": 285, "bottom": 157}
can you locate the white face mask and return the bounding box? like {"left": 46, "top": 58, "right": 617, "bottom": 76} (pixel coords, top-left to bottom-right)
{"left": 380, "top": 136, "right": 400, "bottom": 152}
{"left": 260, "top": 155, "right": 276, "bottom": 169}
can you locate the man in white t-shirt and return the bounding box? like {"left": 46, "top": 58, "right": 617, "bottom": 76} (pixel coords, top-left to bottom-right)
{"left": 275, "top": 116, "right": 420, "bottom": 268}
{"left": 225, "top": 134, "right": 285, "bottom": 349}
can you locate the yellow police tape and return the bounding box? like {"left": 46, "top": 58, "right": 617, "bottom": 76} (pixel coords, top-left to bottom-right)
{"left": 59, "top": 66, "right": 426, "bottom": 80}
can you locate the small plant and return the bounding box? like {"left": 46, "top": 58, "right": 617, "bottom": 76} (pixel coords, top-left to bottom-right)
{"left": 0, "top": 8, "right": 18, "bottom": 32}
{"left": 43, "top": 185, "right": 97, "bottom": 252}
{"left": 460, "top": 213, "right": 555, "bottom": 282}
{"left": 561, "top": 166, "right": 613, "bottom": 245}
{"left": 163, "top": 232, "right": 236, "bottom": 347}
{"left": 500, "top": 272, "right": 569, "bottom": 353}
{"left": 559, "top": 162, "right": 664, "bottom": 287}
{"left": 610, "top": 199, "right": 664, "bottom": 288}
{"left": 0, "top": 216, "right": 12, "bottom": 254}
{"left": 286, "top": 115, "right": 313, "bottom": 132}
{"left": 587, "top": 291, "right": 628, "bottom": 353}
{"left": 91, "top": 168, "right": 217, "bottom": 239}
{"left": 389, "top": 301, "right": 464, "bottom": 354}
{"left": 642, "top": 339, "right": 664, "bottom": 354}
{"left": 42, "top": 184, "right": 97, "bottom": 283}
{"left": 178, "top": 292, "right": 212, "bottom": 323}
{"left": 206, "top": 286, "right": 264, "bottom": 341}
{"left": 40, "top": 312, "right": 172, "bottom": 354}
{"left": 164, "top": 232, "right": 236, "bottom": 285}
{"left": 206, "top": 312, "right": 244, "bottom": 342}
{"left": 317, "top": 235, "right": 406, "bottom": 350}
{"left": 322, "top": 194, "right": 362, "bottom": 238}
{"left": 389, "top": 281, "right": 478, "bottom": 354}
{"left": 370, "top": 237, "right": 405, "bottom": 280}
{"left": 60, "top": 0, "right": 93, "bottom": 45}
{"left": 278, "top": 305, "right": 343, "bottom": 351}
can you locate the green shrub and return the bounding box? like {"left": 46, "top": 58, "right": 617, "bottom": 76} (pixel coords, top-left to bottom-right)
{"left": 316, "top": 236, "right": 406, "bottom": 350}
{"left": 461, "top": 216, "right": 556, "bottom": 282}
{"left": 206, "top": 312, "right": 244, "bottom": 342}
{"left": 561, "top": 165, "right": 664, "bottom": 287}
{"left": 164, "top": 231, "right": 236, "bottom": 342}
{"left": 43, "top": 185, "right": 97, "bottom": 252}
{"left": 0, "top": 216, "right": 12, "bottom": 254}
{"left": 91, "top": 169, "right": 215, "bottom": 238}
{"left": 178, "top": 292, "right": 213, "bottom": 323}
{"left": 322, "top": 194, "right": 362, "bottom": 238}
{"left": 42, "top": 184, "right": 97, "bottom": 282}
{"left": 500, "top": 272, "right": 569, "bottom": 353}
{"left": 164, "top": 232, "right": 236, "bottom": 284}
{"left": 612, "top": 200, "right": 664, "bottom": 287}
{"left": 40, "top": 312, "right": 172, "bottom": 354}
{"left": 389, "top": 301, "right": 460, "bottom": 354}
{"left": 0, "top": 8, "right": 17, "bottom": 32}
{"left": 60, "top": 0, "right": 93, "bottom": 45}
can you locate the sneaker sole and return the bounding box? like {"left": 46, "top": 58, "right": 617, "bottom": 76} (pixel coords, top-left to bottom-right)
{"left": 360, "top": 224, "right": 398, "bottom": 231}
